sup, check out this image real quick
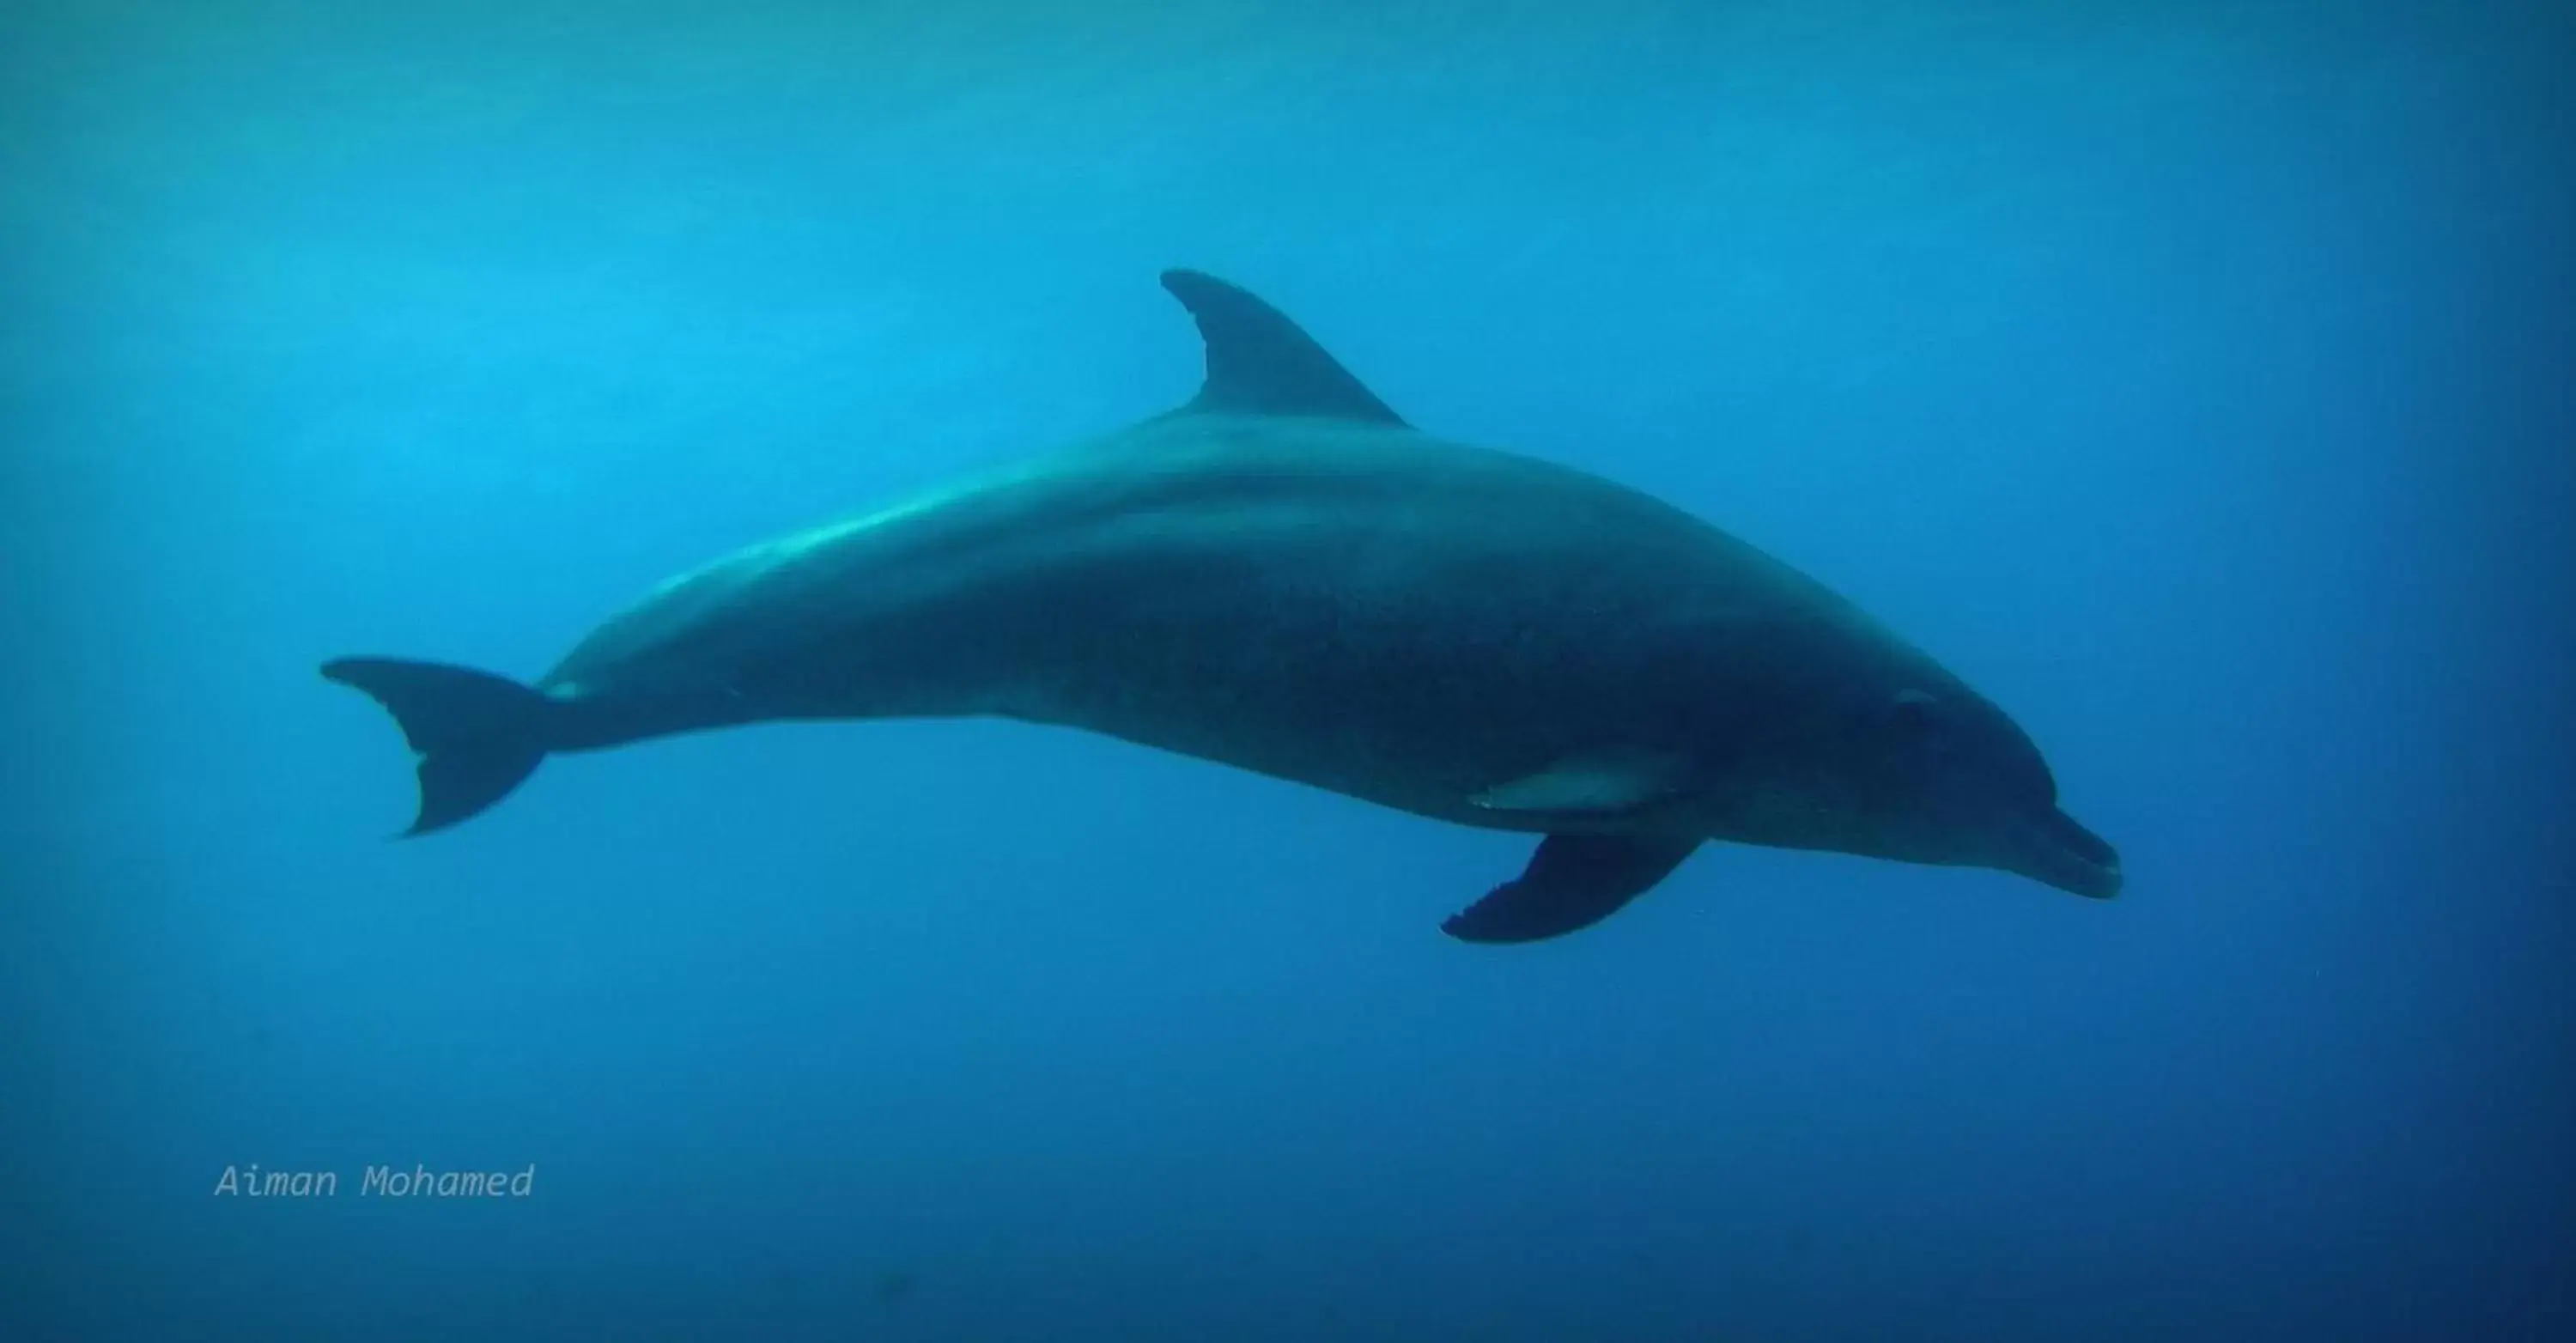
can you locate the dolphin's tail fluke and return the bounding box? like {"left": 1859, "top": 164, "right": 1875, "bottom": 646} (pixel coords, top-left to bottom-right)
{"left": 321, "top": 657, "right": 554, "bottom": 836}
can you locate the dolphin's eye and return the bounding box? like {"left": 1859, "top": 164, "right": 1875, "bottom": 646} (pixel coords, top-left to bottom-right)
{"left": 1889, "top": 688, "right": 1942, "bottom": 733}
{"left": 1886, "top": 689, "right": 1956, "bottom": 768}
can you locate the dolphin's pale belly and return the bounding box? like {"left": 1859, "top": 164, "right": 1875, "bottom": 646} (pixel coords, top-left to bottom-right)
{"left": 543, "top": 416, "right": 1874, "bottom": 833}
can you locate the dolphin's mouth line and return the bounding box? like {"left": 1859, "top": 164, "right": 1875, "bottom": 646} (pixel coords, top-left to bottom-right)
{"left": 2011, "top": 804, "right": 2123, "bottom": 900}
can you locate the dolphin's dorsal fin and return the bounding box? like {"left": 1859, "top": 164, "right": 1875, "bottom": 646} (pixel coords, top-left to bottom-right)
{"left": 1159, "top": 269, "right": 1406, "bottom": 426}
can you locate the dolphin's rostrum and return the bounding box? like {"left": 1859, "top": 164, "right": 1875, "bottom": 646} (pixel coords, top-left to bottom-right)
{"left": 325, "top": 269, "right": 2121, "bottom": 943}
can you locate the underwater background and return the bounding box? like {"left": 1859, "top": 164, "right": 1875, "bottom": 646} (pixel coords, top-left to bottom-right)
{"left": 4, "top": 1, "right": 2571, "bottom": 1339}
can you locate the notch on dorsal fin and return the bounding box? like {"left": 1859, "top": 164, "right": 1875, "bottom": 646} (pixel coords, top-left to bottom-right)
{"left": 1158, "top": 269, "right": 1406, "bottom": 426}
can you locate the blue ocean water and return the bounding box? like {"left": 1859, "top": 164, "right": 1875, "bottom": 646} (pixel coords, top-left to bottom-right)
{"left": 5, "top": 2, "right": 2571, "bottom": 1339}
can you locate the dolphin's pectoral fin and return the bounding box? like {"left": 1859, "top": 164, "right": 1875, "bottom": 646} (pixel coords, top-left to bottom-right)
{"left": 1469, "top": 749, "right": 1687, "bottom": 815}
{"left": 1158, "top": 269, "right": 1408, "bottom": 426}
{"left": 1442, "top": 835, "right": 1701, "bottom": 944}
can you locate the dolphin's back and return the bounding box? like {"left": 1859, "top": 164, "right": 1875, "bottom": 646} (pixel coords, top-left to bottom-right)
{"left": 539, "top": 412, "right": 1903, "bottom": 826}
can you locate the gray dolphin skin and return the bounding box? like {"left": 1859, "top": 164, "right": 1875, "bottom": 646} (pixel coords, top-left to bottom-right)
{"left": 324, "top": 269, "right": 2121, "bottom": 943}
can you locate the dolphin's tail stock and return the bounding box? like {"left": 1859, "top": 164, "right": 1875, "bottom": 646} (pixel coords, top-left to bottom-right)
{"left": 321, "top": 657, "right": 555, "bottom": 836}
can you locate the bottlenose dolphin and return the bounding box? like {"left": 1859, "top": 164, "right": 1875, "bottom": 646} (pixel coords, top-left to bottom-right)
{"left": 325, "top": 269, "right": 2120, "bottom": 943}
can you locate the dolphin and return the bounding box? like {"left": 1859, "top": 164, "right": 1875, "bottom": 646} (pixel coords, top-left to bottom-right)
{"left": 324, "top": 268, "right": 2121, "bottom": 943}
